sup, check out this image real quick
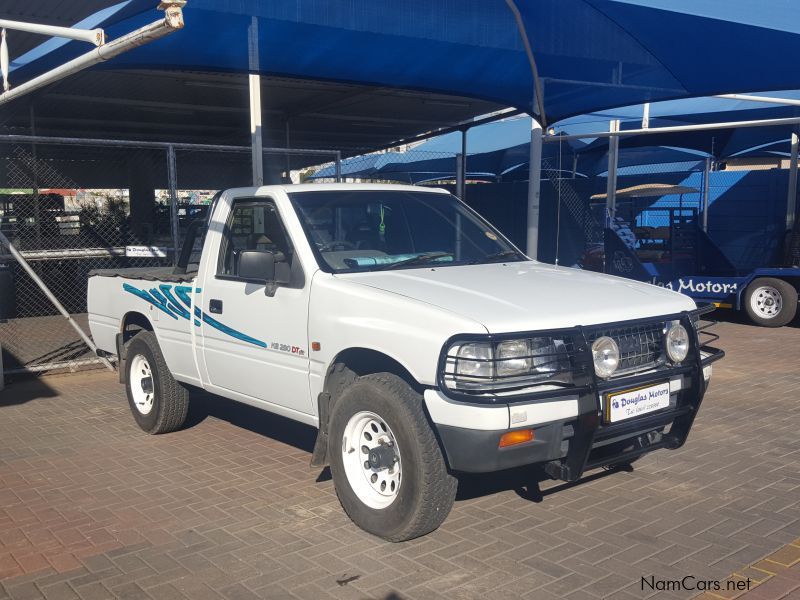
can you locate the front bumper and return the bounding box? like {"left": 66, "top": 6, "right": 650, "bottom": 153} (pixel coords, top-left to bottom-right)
{"left": 426, "top": 311, "right": 725, "bottom": 479}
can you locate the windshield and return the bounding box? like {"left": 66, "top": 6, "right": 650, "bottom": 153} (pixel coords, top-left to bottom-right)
{"left": 289, "top": 190, "right": 525, "bottom": 273}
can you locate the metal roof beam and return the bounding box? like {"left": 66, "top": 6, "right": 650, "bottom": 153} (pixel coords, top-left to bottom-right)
{"left": 0, "top": 2, "right": 185, "bottom": 105}
{"left": 545, "top": 115, "right": 800, "bottom": 142}
{"left": 0, "top": 18, "right": 104, "bottom": 46}
{"left": 714, "top": 93, "right": 800, "bottom": 107}
{"left": 370, "top": 107, "right": 523, "bottom": 152}
{"left": 45, "top": 92, "right": 259, "bottom": 115}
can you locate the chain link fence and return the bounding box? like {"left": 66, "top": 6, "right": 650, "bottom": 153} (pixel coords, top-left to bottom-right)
{"left": 0, "top": 137, "right": 339, "bottom": 377}
{"left": 539, "top": 138, "right": 708, "bottom": 270}
{"left": 0, "top": 143, "right": 172, "bottom": 374}
{"left": 539, "top": 138, "right": 797, "bottom": 284}
{"left": 4, "top": 131, "right": 790, "bottom": 378}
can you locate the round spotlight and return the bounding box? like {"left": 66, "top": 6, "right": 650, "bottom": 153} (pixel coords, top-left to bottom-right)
{"left": 592, "top": 336, "right": 619, "bottom": 379}
{"left": 665, "top": 322, "right": 689, "bottom": 363}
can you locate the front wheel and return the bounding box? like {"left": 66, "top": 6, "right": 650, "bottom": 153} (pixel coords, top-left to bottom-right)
{"left": 744, "top": 278, "right": 798, "bottom": 327}
{"left": 328, "top": 373, "right": 457, "bottom": 542}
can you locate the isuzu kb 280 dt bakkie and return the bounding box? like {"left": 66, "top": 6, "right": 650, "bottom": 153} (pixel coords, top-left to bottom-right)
{"left": 88, "top": 184, "right": 723, "bottom": 541}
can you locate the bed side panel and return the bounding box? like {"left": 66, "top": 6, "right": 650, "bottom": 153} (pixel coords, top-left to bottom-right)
{"left": 88, "top": 275, "right": 200, "bottom": 384}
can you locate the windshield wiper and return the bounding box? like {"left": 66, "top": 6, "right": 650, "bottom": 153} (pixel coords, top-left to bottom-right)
{"left": 377, "top": 252, "right": 454, "bottom": 270}
{"left": 471, "top": 250, "right": 523, "bottom": 264}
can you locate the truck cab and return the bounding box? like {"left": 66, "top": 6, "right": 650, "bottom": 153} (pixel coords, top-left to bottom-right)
{"left": 88, "top": 183, "right": 723, "bottom": 541}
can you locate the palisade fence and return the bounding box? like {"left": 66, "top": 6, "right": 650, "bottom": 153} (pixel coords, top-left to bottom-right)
{"left": 0, "top": 136, "right": 339, "bottom": 376}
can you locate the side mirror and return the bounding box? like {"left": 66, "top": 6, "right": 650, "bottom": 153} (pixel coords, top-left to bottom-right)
{"left": 237, "top": 250, "right": 291, "bottom": 296}
{"left": 238, "top": 250, "right": 275, "bottom": 282}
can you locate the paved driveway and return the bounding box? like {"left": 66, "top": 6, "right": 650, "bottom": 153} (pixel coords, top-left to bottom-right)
{"left": 0, "top": 319, "right": 798, "bottom": 600}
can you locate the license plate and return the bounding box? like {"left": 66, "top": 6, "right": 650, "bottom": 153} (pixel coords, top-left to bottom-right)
{"left": 605, "top": 381, "right": 671, "bottom": 423}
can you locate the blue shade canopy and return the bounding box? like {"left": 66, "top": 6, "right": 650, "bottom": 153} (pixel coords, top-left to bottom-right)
{"left": 310, "top": 117, "right": 580, "bottom": 181}
{"left": 10, "top": 1, "right": 800, "bottom": 125}
{"left": 566, "top": 94, "right": 800, "bottom": 158}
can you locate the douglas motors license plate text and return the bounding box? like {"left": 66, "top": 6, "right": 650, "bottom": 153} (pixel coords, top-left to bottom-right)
{"left": 606, "top": 381, "right": 671, "bottom": 423}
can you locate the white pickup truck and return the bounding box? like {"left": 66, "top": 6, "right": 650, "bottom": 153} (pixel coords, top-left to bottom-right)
{"left": 88, "top": 184, "right": 723, "bottom": 541}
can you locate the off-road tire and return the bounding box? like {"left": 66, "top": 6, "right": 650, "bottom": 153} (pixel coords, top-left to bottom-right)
{"left": 744, "top": 277, "right": 798, "bottom": 327}
{"left": 328, "top": 373, "right": 457, "bottom": 542}
{"left": 125, "top": 331, "right": 189, "bottom": 434}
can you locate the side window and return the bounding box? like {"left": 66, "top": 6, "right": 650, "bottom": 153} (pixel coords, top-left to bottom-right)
{"left": 217, "top": 199, "right": 294, "bottom": 277}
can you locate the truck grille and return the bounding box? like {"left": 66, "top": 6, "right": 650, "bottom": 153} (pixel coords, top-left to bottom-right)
{"left": 589, "top": 321, "right": 666, "bottom": 375}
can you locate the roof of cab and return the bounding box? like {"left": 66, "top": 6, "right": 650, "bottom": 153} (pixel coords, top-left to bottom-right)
{"left": 226, "top": 183, "right": 451, "bottom": 196}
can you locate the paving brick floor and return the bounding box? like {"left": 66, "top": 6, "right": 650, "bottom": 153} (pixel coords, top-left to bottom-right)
{"left": 0, "top": 319, "right": 799, "bottom": 600}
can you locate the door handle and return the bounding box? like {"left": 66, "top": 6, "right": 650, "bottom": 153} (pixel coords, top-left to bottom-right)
{"left": 209, "top": 299, "right": 223, "bottom": 314}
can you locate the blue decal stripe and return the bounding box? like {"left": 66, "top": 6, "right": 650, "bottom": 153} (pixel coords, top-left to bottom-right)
{"left": 174, "top": 286, "right": 201, "bottom": 308}
{"left": 123, "top": 283, "right": 266, "bottom": 348}
{"left": 200, "top": 312, "right": 267, "bottom": 348}
{"left": 159, "top": 285, "right": 190, "bottom": 319}
{"left": 122, "top": 283, "right": 178, "bottom": 320}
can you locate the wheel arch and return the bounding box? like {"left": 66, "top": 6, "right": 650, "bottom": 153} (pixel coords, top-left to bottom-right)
{"left": 120, "top": 311, "right": 154, "bottom": 342}
{"left": 116, "top": 311, "right": 154, "bottom": 383}
{"left": 324, "top": 347, "right": 423, "bottom": 396}
{"left": 310, "top": 347, "right": 426, "bottom": 469}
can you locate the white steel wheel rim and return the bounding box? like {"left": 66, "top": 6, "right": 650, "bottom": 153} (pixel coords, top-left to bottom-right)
{"left": 129, "top": 354, "right": 155, "bottom": 415}
{"left": 341, "top": 411, "right": 401, "bottom": 510}
{"left": 751, "top": 286, "right": 782, "bottom": 319}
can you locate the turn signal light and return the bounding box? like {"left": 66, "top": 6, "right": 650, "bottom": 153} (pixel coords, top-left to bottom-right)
{"left": 498, "top": 429, "right": 534, "bottom": 448}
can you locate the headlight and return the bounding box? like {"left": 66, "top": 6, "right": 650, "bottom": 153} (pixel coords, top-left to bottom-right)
{"left": 665, "top": 321, "right": 689, "bottom": 363}
{"left": 496, "top": 339, "right": 531, "bottom": 376}
{"left": 445, "top": 337, "right": 570, "bottom": 392}
{"left": 591, "top": 336, "right": 619, "bottom": 378}
{"left": 456, "top": 343, "right": 493, "bottom": 379}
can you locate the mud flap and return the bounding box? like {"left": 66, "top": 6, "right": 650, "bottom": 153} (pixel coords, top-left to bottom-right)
{"left": 310, "top": 392, "right": 331, "bottom": 467}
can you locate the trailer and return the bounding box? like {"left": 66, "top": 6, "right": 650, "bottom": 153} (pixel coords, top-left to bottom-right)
{"left": 584, "top": 183, "right": 800, "bottom": 327}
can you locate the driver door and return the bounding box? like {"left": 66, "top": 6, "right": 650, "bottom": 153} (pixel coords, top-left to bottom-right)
{"left": 199, "top": 196, "right": 313, "bottom": 416}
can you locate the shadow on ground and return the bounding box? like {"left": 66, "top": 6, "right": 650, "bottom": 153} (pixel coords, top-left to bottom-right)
{"left": 456, "top": 462, "right": 631, "bottom": 504}
{"left": 0, "top": 376, "right": 59, "bottom": 407}
{"left": 184, "top": 388, "right": 635, "bottom": 504}
{"left": 185, "top": 388, "right": 318, "bottom": 453}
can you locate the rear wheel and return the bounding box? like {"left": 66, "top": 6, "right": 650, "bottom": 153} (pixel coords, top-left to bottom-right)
{"left": 328, "top": 373, "right": 457, "bottom": 542}
{"left": 744, "top": 278, "right": 798, "bottom": 327}
{"left": 125, "top": 331, "right": 189, "bottom": 434}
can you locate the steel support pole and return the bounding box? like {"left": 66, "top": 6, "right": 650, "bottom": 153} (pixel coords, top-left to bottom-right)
{"left": 284, "top": 119, "right": 291, "bottom": 182}
{"left": 30, "top": 106, "right": 42, "bottom": 248}
{"left": 702, "top": 156, "right": 711, "bottom": 232}
{"left": 248, "top": 79, "right": 263, "bottom": 186}
{"left": 787, "top": 132, "right": 799, "bottom": 231}
{"left": 0, "top": 229, "right": 114, "bottom": 371}
{"left": 166, "top": 145, "right": 180, "bottom": 265}
{"left": 526, "top": 119, "right": 543, "bottom": 259}
{"left": 334, "top": 151, "right": 342, "bottom": 182}
{"left": 605, "top": 120, "right": 620, "bottom": 220}
{"left": 248, "top": 17, "right": 263, "bottom": 187}
{"left": 456, "top": 129, "right": 467, "bottom": 200}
